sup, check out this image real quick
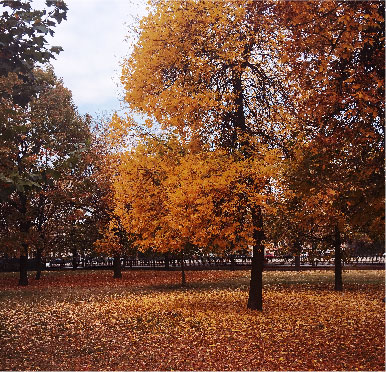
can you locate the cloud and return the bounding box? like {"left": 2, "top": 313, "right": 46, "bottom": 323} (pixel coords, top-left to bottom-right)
{"left": 35, "top": 0, "right": 148, "bottom": 116}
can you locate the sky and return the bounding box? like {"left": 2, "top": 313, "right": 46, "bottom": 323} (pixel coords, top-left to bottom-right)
{"left": 37, "top": 0, "right": 148, "bottom": 118}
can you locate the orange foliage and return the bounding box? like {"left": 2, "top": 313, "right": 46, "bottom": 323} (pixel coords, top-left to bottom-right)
{"left": 0, "top": 270, "right": 384, "bottom": 371}
{"left": 113, "top": 133, "right": 279, "bottom": 256}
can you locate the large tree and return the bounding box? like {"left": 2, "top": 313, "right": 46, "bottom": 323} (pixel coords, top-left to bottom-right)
{"left": 0, "top": 68, "right": 90, "bottom": 285}
{"left": 277, "top": 0, "right": 385, "bottom": 290}
{"left": 121, "top": 0, "right": 291, "bottom": 310}
{"left": 119, "top": 0, "right": 384, "bottom": 305}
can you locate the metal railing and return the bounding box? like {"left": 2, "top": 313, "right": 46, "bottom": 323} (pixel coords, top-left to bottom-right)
{"left": 0, "top": 254, "right": 384, "bottom": 272}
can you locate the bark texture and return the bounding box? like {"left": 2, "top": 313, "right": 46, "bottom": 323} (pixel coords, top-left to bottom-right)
{"left": 113, "top": 254, "right": 122, "bottom": 279}
{"left": 334, "top": 225, "right": 343, "bottom": 291}
{"left": 181, "top": 250, "right": 186, "bottom": 286}
{"left": 247, "top": 206, "right": 265, "bottom": 311}
{"left": 35, "top": 248, "right": 43, "bottom": 280}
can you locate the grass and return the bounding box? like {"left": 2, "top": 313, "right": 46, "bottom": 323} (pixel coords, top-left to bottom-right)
{"left": 0, "top": 269, "right": 384, "bottom": 371}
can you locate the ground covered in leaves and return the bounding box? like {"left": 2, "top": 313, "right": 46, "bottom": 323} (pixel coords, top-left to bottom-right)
{"left": 0, "top": 269, "right": 384, "bottom": 371}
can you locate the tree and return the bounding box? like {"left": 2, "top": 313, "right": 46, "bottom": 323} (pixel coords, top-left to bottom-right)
{"left": 0, "top": 68, "right": 90, "bottom": 285}
{"left": 90, "top": 113, "right": 141, "bottom": 278}
{"left": 111, "top": 122, "right": 278, "bottom": 287}
{"left": 277, "top": 1, "right": 385, "bottom": 290}
{"left": 113, "top": 134, "right": 197, "bottom": 286}
{"left": 119, "top": 0, "right": 384, "bottom": 303}
{"left": 120, "top": 0, "right": 291, "bottom": 310}
{"left": 1, "top": 0, "right": 72, "bottom": 284}
{"left": 0, "top": 0, "right": 68, "bottom": 105}
{"left": 95, "top": 218, "right": 123, "bottom": 278}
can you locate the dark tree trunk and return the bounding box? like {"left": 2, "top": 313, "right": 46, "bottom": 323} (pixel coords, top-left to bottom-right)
{"left": 19, "top": 247, "right": 28, "bottom": 286}
{"left": 164, "top": 252, "right": 170, "bottom": 270}
{"left": 35, "top": 248, "right": 43, "bottom": 280}
{"left": 294, "top": 255, "right": 300, "bottom": 271}
{"left": 71, "top": 248, "right": 78, "bottom": 270}
{"left": 294, "top": 240, "right": 301, "bottom": 271}
{"left": 233, "top": 74, "right": 246, "bottom": 132}
{"left": 334, "top": 225, "right": 343, "bottom": 291}
{"left": 113, "top": 254, "right": 122, "bottom": 278}
{"left": 230, "top": 255, "right": 236, "bottom": 271}
{"left": 181, "top": 250, "right": 186, "bottom": 286}
{"left": 35, "top": 191, "right": 46, "bottom": 280}
{"left": 18, "top": 193, "right": 29, "bottom": 286}
{"left": 247, "top": 206, "right": 265, "bottom": 311}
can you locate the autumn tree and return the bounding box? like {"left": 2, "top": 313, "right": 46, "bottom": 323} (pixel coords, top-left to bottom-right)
{"left": 0, "top": 68, "right": 91, "bottom": 285}
{"left": 113, "top": 134, "right": 193, "bottom": 285}
{"left": 90, "top": 113, "right": 142, "bottom": 278}
{"left": 266, "top": 190, "right": 308, "bottom": 271}
{"left": 120, "top": 0, "right": 293, "bottom": 310}
{"left": 276, "top": 1, "right": 385, "bottom": 290}
{"left": 0, "top": 0, "right": 75, "bottom": 284}
{"left": 42, "top": 137, "right": 105, "bottom": 273}
{"left": 117, "top": 0, "right": 384, "bottom": 304}
{"left": 95, "top": 218, "right": 124, "bottom": 278}
{"left": 112, "top": 127, "right": 277, "bottom": 286}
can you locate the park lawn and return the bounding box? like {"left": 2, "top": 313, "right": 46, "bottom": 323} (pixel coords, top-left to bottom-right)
{"left": 0, "top": 269, "right": 384, "bottom": 371}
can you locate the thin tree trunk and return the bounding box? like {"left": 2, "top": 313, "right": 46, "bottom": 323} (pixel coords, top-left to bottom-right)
{"left": 72, "top": 248, "right": 78, "bottom": 270}
{"left": 18, "top": 193, "right": 29, "bottom": 286}
{"left": 181, "top": 250, "right": 186, "bottom": 286}
{"left": 294, "top": 240, "right": 301, "bottom": 271}
{"left": 19, "top": 248, "right": 28, "bottom": 286}
{"left": 294, "top": 255, "right": 300, "bottom": 271}
{"left": 247, "top": 206, "right": 265, "bottom": 311}
{"left": 35, "top": 248, "right": 43, "bottom": 280}
{"left": 334, "top": 225, "right": 343, "bottom": 291}
{"left": 113, "top": 254, "right": 122, "bottom": 278}
{"left": 35, "top": 191, "right": 46, "bottom": 280}
{"left": 164, "top": 252, "right": 170, "bottom": 270}
{"left": 230, "top": 254, "right": 236, "bottom": 271}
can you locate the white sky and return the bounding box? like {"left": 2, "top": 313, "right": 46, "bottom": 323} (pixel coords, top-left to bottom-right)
{"left": 39, "top": 0, "right": 148, "bottom": 118}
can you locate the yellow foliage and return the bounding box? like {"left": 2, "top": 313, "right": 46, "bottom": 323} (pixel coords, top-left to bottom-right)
{"left": 112, "top": 131, "right": 279, "bottom": 255}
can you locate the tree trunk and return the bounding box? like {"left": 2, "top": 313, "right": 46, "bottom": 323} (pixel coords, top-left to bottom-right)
{"left": 35, "top": 248, "right": 43, "bottom": 280}
{"left": 19, "top": 247, "right": 28, "bottom": 286}
{"left": 18, "top": 192, "right": 29, "bottom": 286}
{"left": 230, "top": 254, "right": 236, "bottom": 271}
{"left": 113, "top": 254, "right": 122, "bottom": 278}
{"left": 334, "top": 225, "right": 343, "bottom": 291}
{"left": 294, "top": 255, "right": 300, "bottom": 271}
{"left": 294, "top": 240, "right": 301, "bottom": 271}
{"left": 164, "top": 252, "right": 170, "bottom": 270}
{"left": 247, "top": 206, "right": 265, "bottom": 311}
{"left": 72, "top": 248, "right": 78, "bottom": 270}
{"left": 181, "top": 250, "right": 186, "bottom": 286}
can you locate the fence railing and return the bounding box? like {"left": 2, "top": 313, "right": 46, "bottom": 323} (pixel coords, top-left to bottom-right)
{"left": 1, "top": 254, "right": 385, "bottom": 272}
